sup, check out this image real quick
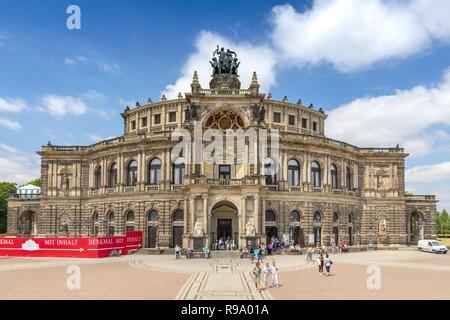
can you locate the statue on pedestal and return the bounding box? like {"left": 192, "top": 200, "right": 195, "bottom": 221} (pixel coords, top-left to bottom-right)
{"left": 379, "top": 217, "right": 387, "bottom": 234}
{"left": 245, "top": 218, "right": 256, "bottom": 237}
{"left": 194, "top": 219, "right": 203, "bottom": 236}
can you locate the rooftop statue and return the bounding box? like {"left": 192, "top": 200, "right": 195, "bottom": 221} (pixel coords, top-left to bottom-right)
{"left": 210, "top": 45, "right": 240, "bottom": 77}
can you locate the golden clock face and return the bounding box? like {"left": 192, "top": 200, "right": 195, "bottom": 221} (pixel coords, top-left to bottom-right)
{"left": 205, "top": 110, "right": 245, "bottom": 130}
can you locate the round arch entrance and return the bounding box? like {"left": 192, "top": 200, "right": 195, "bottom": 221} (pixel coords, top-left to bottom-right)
{"left": 210, "top": 200, "right": 239, "bottom": 250}
{"left": 409, "top": 211, "right": 424, "bottom": 245}
{"left": 19, "top": 211, "right": 37, "bottom": 237}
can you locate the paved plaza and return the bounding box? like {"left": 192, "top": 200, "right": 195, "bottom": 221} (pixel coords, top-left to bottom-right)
{"left": 0, "top": 250, "right": 449, "bottom": 300}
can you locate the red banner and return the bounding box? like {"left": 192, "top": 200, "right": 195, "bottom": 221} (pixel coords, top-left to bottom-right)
{"left": 0, "top": 232, "right": 142, "bottom": 258}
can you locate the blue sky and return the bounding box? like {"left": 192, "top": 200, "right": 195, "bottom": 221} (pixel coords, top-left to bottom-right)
{"left": 0, "top": 0, "right": 449, "bottom": 209}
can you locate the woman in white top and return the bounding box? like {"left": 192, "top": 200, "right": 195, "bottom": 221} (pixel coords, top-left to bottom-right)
{"left": 263, "top": 262, "right": 271, "bottom": 289}
{"left": 270, "top": 261, "right": 280, "bottom": 288}
{"left": 325, "top": 254, "right": 332, "bottom": 276}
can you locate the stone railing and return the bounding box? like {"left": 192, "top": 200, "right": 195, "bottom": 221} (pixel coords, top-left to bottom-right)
{"left": 406, "top": 195, "right": 436, "bottom": 201}
{"left": 124, "top": 186, "right": 136, "bottom": 192}
{"left": 207, "top": 179, "right": 242, "bottom": 186}
{"left": 145, "top": 185, "right": 160, "bottom": 192}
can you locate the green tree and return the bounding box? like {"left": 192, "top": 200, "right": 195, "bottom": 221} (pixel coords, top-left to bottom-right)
{"left": 26, "top": 178, "right": 41, "bottom": 187}
{"left": 436, "top": 209, "right": 450, "bottom": 234}
{"left": 0, "top": 182, "right": 17, "bottom": 234}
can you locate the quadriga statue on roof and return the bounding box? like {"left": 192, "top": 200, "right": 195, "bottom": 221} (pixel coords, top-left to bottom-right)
{"left": 210, "top": 45, "right": 240, "bottom": 77}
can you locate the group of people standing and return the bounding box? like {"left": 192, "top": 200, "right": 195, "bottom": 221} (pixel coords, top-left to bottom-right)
{"left": 305, "top": 245, "right": 334, "bottom": 276}
{"left": 252, "top": 261, "right": 280, "bottom": 292}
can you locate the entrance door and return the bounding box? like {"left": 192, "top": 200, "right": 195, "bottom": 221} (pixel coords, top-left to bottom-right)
{"left": 148, "top": 225, "right": 157, "bottom": 248}
{"left": 292, "top": 226, "right": 304, "bottom": 246}
{"left": 219, "top": 165, "right": 231, "bottom": 180}
{"left": 217, "top": 219, "right": 232, "bottom": 240}
{"left": 266, "top": 226, "right": 278, "bottom": 244}
{"left": 348, "top": 227, "right": 353, "bottom": 245}
{"left": 333, "top": 226, "right": 339, "bottom": 245}
{"left": 172, "top": 226, "right": 183, "bottom": 248}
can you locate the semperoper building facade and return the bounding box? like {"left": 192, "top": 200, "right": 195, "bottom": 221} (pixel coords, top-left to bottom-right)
{"left": 8, "top": 47, "right": 438, "bottom": 249}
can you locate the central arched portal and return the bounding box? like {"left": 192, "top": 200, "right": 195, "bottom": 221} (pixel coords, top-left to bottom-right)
{"left": 210, "top": 201, "right": 239, "bottom": 250}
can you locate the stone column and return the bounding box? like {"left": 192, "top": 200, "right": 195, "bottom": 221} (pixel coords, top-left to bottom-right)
{"left": 203, "top": 196, "right": 208, "bottom": 239}
{"left": 255, "top": 196, "right": 260, "bottom": 235}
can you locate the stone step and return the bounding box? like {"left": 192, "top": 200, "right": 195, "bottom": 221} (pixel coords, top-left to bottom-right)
{"left": 209, "top": 250, "right": 240, "bottom": 259}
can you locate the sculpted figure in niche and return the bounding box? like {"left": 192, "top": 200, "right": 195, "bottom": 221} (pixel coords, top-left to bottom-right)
{"left": 194, "top": 219, "right": 203, "bottom": 236}
{"left": 379, "top": 217, "right": 387, "bottom": 234}
{"left": 245, "top": 218, "right": 256, "bottom": 236}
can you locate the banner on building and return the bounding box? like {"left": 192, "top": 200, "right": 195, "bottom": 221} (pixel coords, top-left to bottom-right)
{"left": 0, "top": 231, "right": 142, "bottom": 258}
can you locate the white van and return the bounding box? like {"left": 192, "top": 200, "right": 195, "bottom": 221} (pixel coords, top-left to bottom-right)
{"left": 418, "top": 240, "right": 448, "bottom": 254}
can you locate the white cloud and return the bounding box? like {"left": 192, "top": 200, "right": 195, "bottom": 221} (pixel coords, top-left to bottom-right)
{"left": 163, "top": 30, "right": 278, "bottom": 99}
{"left": 84, "top": 90, "right": 105, "bottom": 101}
{"left": 270, "top": 0, "right": 450, "bottom": 72}
{"left": 0, "top": 97, "right": 28, "bottom": 113}
{"left": 326, "top": 67, "right": 450, "bottom": 157}
{"left": 0, "top": 117, "right": 22, "bottom": 130}
{"left": 88, "top": 133, "right": 115, "bottom": 143}
{"left": 407, "top": 162, "right": 450, "bottom": 184}
{"left": 406, "top": 162, "right": 450, "bottom": 211}
{"left": 40, "top": 95, "right": 87, "bottom": 118}
{"left": 0, "top": 143, "right": 40, "bottom": 184}
{"left": 64, "top": 55, "right": 120, "bottom": 74}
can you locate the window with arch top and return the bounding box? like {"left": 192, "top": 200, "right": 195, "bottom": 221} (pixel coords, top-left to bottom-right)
{"left": 264, "top": 157, "right": 277, "bottom": 186}
{"left": 109, "top": 163, "right": 118, "bottom": 188}
{"left": 311, "top": 161, "right": 321, "bottom": 188}
{"left": 331, "top": 164, "right": 338, "bottom": 189}
{"left": 94, "top": 166, "right": 101, "bottom": 190}
{"left": 346, "top": 167, "right": 353, "bottom": 190}
{"left": 265, "top": 210, "right": 276, "bottom": 222}
{"left": 148, "top": 158, "right": 161, "bottom": 185}
{"left": 172, "top": 157, "right": 185, "bottom": 185}
{"left": 290, "top": 211, "right": 301, "bottom": 222}
{"left": 127, "top": 160, "right": 138, "bottom": 186}
{"left": 148, "top": 210, "right": 159, "bottom": 222}
{"left": 288, "top": 159, "right": 300, "bottom": 186}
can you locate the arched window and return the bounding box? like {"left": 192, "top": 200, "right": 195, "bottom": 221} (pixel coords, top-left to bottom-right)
{"left": 333, "top": 212, "right": 339, "bottom": 224}
{"left": 331, "top": 164, "right": 338, "bottom": 189}
{"left": 290, "top": 211, "right": 301, "bottom": 222}
{"left": 106, "top": 211, "right": 115, "bottom": 236}
{"left": 148, "top": 210, "right": 159, "bottom": 222}
{"left": 264, "top": 157, "right": 277, "bottom": 186}
{"left": 313, "top": 211, "right": 322, "bottom": 224}
{"left": 109, "top": 163, "right": 118, "bottom": 188}
{"left": 346, "top": 167, "right": 353, "bottom": 190}
{"left": 288, "top": 159, "right": 300, "bottom": 186}
{"left": 265, "top": 210, "right": 276, "bottom": 222}
{"left": 127, "top": 160, "right": 138, "bottom": 186}
{"left": 348, "top": 213, "right": 353, "bottom": 224}
{"left": 311, "top": 161, "right": 321, "bottom": 188}
{"left": 172, "top": 157, "right": 185, "bottom": 185}
{"left": 148, "top": 158, "right": 161, "bottom": 185}
{"left": 172, "top": 210, "right": 183, "bottom": 222}
{"left": 94, "top": 166, "right": 101, "bottom": 190}
{"left": 125, "top": 210, "right": 135, "bottom": 232}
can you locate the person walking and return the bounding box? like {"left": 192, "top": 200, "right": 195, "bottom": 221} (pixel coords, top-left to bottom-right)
{"left": 317, "top": 253, "right": 324, "bottom": 275}
{"left": 325, "top": 253, "right": 333, "bottom": 276}
{"left": 253, "top": 262, "right": 262, "bottom": 292}
{"left": 270, "top": 260, "right": 280, "bottom": 288}
{"left": 203, "top": 244, "right": 210, "bottom": 259}
{"left": 263, "top": 262, "right": 271, "bottom": 289}
{"left": 175, "top": 244, "right": 181, "bottom": 260}
{"left": 306, "top": 246, "right": 313, "bottom": 263}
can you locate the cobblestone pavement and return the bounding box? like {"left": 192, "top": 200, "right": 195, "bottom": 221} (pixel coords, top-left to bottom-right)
{"left": 0, "top": 250, "right": 448, "bottom": 299}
